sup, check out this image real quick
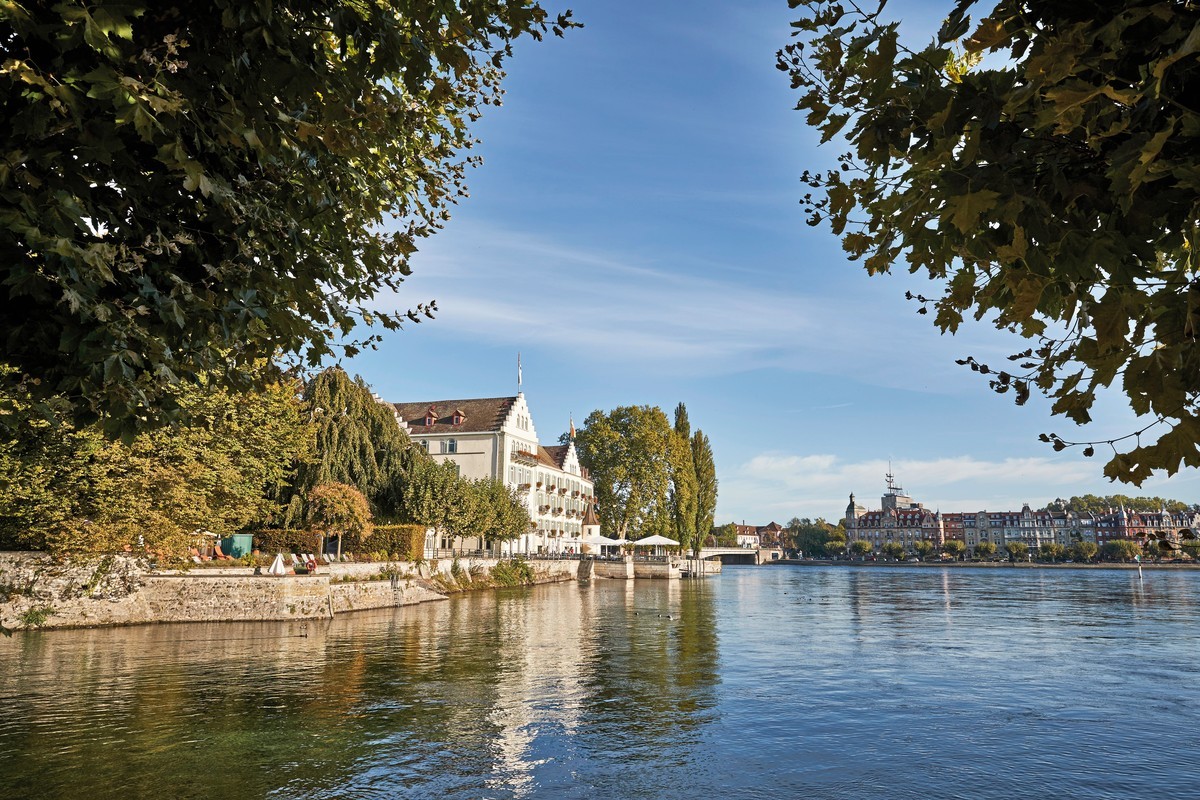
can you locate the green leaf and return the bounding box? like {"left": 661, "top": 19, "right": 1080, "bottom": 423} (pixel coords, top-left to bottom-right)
{"left": 946, "top": 189, "right": 1000, "bottom": 233}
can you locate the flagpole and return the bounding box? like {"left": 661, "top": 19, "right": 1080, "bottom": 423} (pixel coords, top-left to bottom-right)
{"left": 517, "top": 352, "right": 522, "bottom": 394}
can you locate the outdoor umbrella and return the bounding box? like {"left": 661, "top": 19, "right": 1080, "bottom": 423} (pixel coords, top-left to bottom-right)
{"left": 632, "top": 535, "right": 679, "bottom": 546}
{"left": 632, "top": 534, "right": 680, "bottom": 557}
{"left": 579, "top": 534, "right": 619, "bottom": 556}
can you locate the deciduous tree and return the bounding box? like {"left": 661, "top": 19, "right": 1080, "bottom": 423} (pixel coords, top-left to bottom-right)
{"left": 471, "top": 479, "right": 532, "bottom": 544}
{"left": 942, "top": 539, "right": 967, "bottom": 560}
{"left": 307, "top": 482, "right": 373, "bottom": 559}
{"left": 713, "top": 522, "right": 738, "bottom": 548}
{"left": 575, "top": 405, "right": 674, "bottom": 541}
{"left": 974, "top": 540, "right": 997, "bottom": 559}
{"left": 1039, "top": 542, "right": 1066, "bottom": 562}
{"left": 1045, "top": 494, "right": 1192, "bottom": 514}
{"left": 1, "top": 1, "right": 575, "bottom": 435}
{"left": 1006, "top": 542, "right": 1029, "bottom": 562}
{"left": 1069, "top": 540, "right": 1099, "bottom": 562}
{"left": 691, "top": 430, "right": 718, "bottom": 552}
{"left": 1103, "top": 539, "right": 1142, "bottom": 563}
{"left": 850, "top": 539, "right": 874, "bottom": 557}
{"left": 399, "top": 458, "right": 461, "bottom": 537}
{"left": 0, "top": 374, "right": 312, "bottom": 556}
{"left": 285, "top": 367, "right": 419, "bottom": 524}
{"left": 780, "top": 0, "right": 1200, "bottom": 484}
{"left": 669, "top": 403, "right": 699, "bottom": 554}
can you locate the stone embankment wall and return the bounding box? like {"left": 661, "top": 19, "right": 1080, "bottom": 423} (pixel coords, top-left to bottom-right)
{"left": 0, "top": 552, "right": 579, "bottom": 631}
{"left": 594, "top": 558, "right": 634, "bottom": 580}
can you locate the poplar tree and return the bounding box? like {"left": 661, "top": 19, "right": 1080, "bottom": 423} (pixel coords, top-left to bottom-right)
{"left": 670, "top": 403, "right": 699, "bottom": 553}
{"left": 691, "top": 430, "right": 718, "bottom": 551}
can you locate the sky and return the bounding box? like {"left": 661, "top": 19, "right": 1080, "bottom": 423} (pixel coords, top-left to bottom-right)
{"left": 343, "top": 0, "right": 1200, "bottom": 523}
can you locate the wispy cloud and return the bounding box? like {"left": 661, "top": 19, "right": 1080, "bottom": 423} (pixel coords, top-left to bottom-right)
{"left": 378, "top": 223, "right": 1010, "bottom": 390}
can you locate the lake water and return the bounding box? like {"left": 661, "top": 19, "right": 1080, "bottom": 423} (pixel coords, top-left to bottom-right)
{"left": 2, "top": 565, "right": 1199, "bottom": 799}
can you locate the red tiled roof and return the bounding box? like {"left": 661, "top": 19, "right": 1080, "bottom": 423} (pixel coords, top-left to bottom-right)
{"left": 540, "top": 445, "right": 568, "bottom": 469}
{"left": 391, "top": 396, "right": 515, "bottom": 434}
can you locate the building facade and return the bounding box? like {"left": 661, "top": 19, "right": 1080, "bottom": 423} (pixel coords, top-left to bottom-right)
{"left": 844, "top": 474, "right": 946, "bottom": 550}
{"left": 845, "top": 475, "right": 1196, "bottom": 555}
{"left": 390, "top": 392, "right": 595, "bottom": 555}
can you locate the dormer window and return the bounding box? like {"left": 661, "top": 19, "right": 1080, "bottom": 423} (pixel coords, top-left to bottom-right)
{"left": 424, "top": 405, "right": 437, "bottom": 427}
{"left": 452, "top": 408, "right": 465, "bottom": 426}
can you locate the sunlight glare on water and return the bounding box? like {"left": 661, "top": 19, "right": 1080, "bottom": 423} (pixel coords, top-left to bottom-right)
{"left": 2, "top": 566, "right": 1198, "bottom": 799}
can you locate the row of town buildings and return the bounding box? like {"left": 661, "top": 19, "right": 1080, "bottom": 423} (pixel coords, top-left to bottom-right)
{"left": 384, "top": 390, "right": 598, "bottom": 555}
{"left": 843, "top": 474, "right": 1199, "bottom": 552}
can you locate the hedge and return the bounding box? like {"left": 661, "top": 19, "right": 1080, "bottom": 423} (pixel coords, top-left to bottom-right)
{"left": 252, "top": 529, "right": 321, "bottom": 555}
{"left": 368, "top": 524, "right": 427, "bottom": 561}
{"left": 253, "top": 524, "right": 425, "bottom": 560}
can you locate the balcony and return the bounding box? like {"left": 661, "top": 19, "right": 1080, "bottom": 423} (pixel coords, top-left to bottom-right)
{"left": 512, "top": 449, "right": 539, "bottom": 466}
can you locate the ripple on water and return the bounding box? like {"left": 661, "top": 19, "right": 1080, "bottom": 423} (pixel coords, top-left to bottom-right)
{"left": 3, "top": 568, "right": 1200, "bottom": 799}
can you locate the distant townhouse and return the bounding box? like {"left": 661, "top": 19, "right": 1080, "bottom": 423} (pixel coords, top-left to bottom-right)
{"left": 844, "top": 474, "right": 946, "bottom": 550}
{"left": 390, "top": 392, "right": 595, "bottom": 555}
{"left": 1100, "top": 506, "right": 1197, "bottom": 548}
{"left": 733, "top": 524, "right": 761, "bottom": 549}
{"left": 758, "top": 522, "right": 784, "bottom": 547}
{"left": 721, "top": 521, "right": 785, "bottom": 549}
{"left": 844, "top": 474, "right": 1195, "bottom": 554}
{"left": 941, "top": 512, "right": 964, "bottom": 544}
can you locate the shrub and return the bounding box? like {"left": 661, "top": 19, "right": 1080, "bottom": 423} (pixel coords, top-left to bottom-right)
{"left": 253, "top": 529, "right": 321, "bottom": 555}
{"left": 490, "top": 559, "right": 535, "bottom": 587}
{"left": 19, "top": 605, "right": 55, "bottom": 628}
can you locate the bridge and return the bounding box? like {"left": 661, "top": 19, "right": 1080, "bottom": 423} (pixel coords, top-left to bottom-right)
{"left": 696, "top": 546, "right": 784, "bottom": 565}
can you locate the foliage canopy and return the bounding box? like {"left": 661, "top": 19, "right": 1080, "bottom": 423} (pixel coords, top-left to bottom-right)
{"left": 669, "top": 403, "right": 699, "bottom": 554}
{"left": 1, "top": 1, "right": 574, "bottom": 435}
{"left": 780, "top": 0, "right": 1200, "bottom": 484}
{"left": 576, "top": 405, "right": 674, "bottom": 540}
{"left": 0, "top": 374, "right": 312, "bottom": 556}
{"left": 285, "top": 367, "right": 418, "bottom": 524}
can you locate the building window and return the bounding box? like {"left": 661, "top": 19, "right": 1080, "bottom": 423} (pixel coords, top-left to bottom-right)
{"left": 419, "top": 440, "right": 429, "bottom": 452}
{"left": 441, "top": 439, "right": 457, "bottom": 454}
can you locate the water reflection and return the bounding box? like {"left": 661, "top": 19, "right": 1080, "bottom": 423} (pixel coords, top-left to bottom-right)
{"left": 3, "top": 567, "right": 1200, "bottom": 799}
{"left": 0, "top": 580, "right": 721, "bottom": 800}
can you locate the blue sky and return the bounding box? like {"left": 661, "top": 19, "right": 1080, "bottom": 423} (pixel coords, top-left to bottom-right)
{"left": 345, "top": 0, "right": 1200, "bottom": 523}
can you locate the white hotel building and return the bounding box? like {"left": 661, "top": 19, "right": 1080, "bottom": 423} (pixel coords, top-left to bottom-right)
{"left": 389, "top": 392, "right": 595, "bottom": 555}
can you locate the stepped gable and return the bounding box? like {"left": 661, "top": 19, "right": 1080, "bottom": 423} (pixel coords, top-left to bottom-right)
{"left": 391, "top": 396, "right": 516, "bottom": 434}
